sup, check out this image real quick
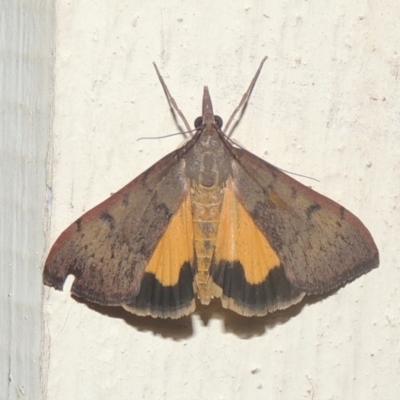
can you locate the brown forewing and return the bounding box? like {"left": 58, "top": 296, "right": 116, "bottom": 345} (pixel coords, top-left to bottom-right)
{"left": 230, "top": 147, "right": 379, "bottom": 293}
{"left": 44, "top": 149, "right": 189, "bottom": 305}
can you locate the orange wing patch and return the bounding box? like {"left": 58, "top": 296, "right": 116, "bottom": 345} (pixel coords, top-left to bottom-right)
{"left": 211, "top": 179, "right": 301, "bottom": 316}
{"left": 145, "top": 193, "right": 194, "bottom": 286}
{"left": 214, "top": 179, "right": 280, "bottom": 284}
{"left": 123, "top": 192, "right": 195, "bottom": 318}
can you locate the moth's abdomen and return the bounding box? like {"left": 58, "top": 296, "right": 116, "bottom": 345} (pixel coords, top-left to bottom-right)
{"left": 191, "top": 183, "right": 224, "bottom": 305}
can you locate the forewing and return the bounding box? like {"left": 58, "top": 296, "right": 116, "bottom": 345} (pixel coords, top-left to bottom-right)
{"left": 230, "top": 147, "right": 379, "bottom": 294}
{"left": 44, "top": 149, "right": 190, "bottom": 306}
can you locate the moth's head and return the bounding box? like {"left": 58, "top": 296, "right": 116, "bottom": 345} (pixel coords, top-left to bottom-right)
{"left": 193, "top": 86, "right": 223, "bottom": 131}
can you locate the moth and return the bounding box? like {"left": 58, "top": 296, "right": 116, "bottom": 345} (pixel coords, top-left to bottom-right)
{"left": 44, "top": 57, "right": 379, "bottom": 318}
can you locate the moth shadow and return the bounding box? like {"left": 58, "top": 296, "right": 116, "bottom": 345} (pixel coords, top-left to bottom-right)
{"left": 195, "top": 290, "right": 337, "bottom": 338}
{"left": 74, "top": 290, "right": 334, "bottom": 340}
{"left": 72, "top": 297, "right": 194, "bottom": 339}
{"left": 225, "top": 292, "right": 333, "bottom": 339}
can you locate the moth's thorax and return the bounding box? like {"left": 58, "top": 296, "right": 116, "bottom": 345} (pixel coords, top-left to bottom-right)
{"left": 191, "top": 181, "right": 224, "bottom": 305}
{"left": 186, "top": 126, "right": 232, "bottom": 187}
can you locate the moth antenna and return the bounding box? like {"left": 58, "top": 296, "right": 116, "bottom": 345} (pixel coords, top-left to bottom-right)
{"left": 137, "top": 128, "right": 197, "bottom": 141}
{"left": 225, "top": 56, "right": 268, "bottom": 137}
{"left": 220, "top": 130, "right": 320, "bottom": 194}
{"left": 224, "top": 135, "right": 320, "bottom": 183}
{"left": 225, "top": 136, "right": 247, "bottom": 150}
{"left": 231, "top": 138, "right": 320, "bottom": 182}
{"left": 276, "top": 168, "right": 320, "bottom": 183}
{"left": 153, "top": 63, "right": 192, "bottom": 136}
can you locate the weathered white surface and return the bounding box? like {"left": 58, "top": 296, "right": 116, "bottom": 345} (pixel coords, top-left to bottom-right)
{"left": 1, "top": 1, "right": 54, "bottom": 399}
{"left": 43, "top": 1, "right": 399, "bottom": 399}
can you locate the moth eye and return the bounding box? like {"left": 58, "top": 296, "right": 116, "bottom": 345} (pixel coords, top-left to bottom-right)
{"left": 194, "top": 116, "right": 223, "bottom": 129}
{"left": 194, "top": 116, "right": 203, "bottom": 128}
{"left": 214, "top": 115, "right": 223, "bottom": 129}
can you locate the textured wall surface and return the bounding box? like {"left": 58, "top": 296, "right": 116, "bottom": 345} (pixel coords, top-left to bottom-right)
{"left": 42, "top": 1, "right": 398, "bottom": 399}
{"left": 1, "top": 1, "right": 53, "bottom": 399}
